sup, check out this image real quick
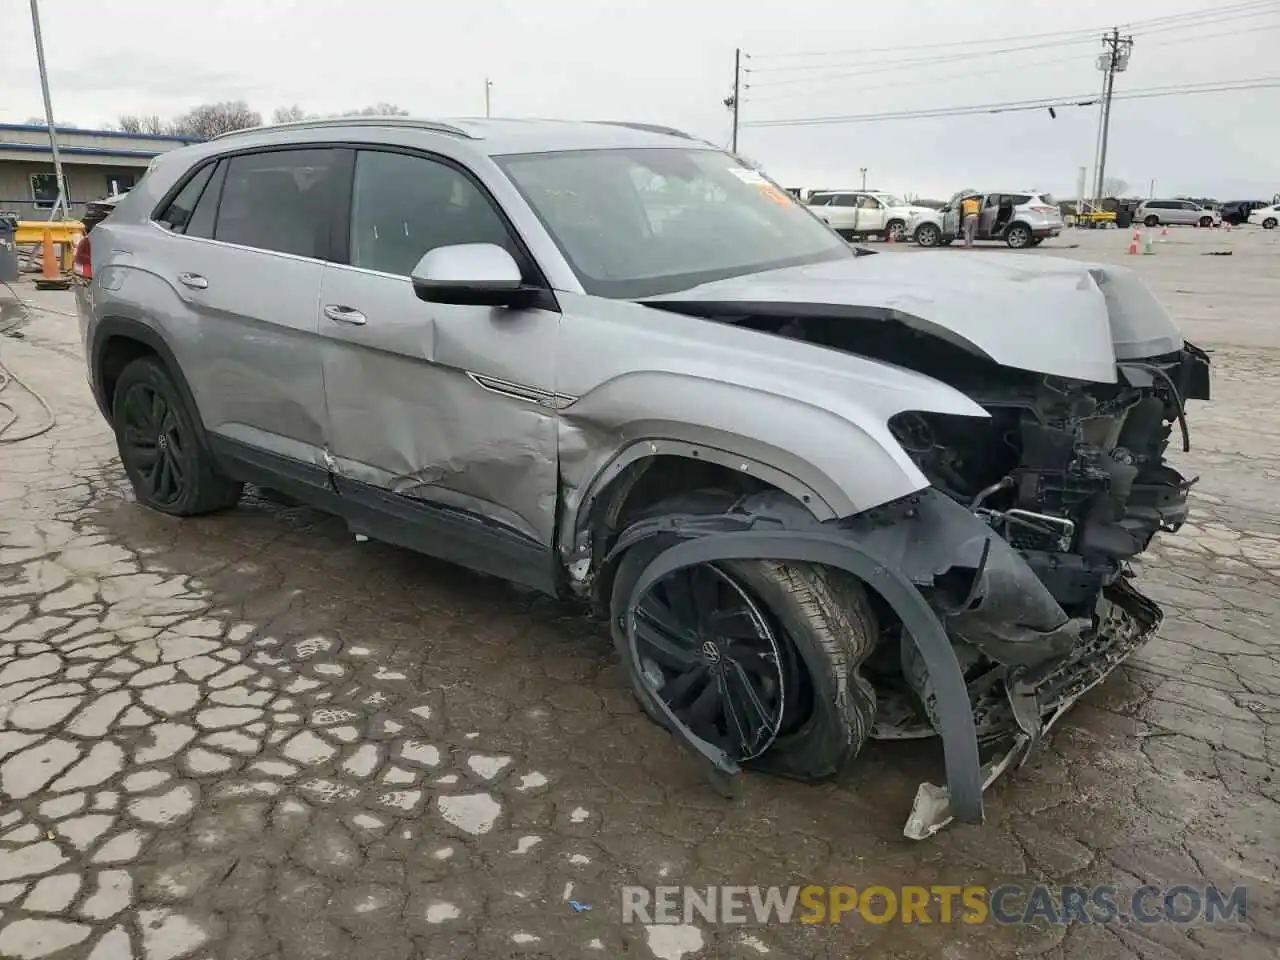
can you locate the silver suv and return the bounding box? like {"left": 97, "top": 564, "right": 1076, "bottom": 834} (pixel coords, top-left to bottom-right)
{"left": 1135, "top": 199, "right": 1220, "bottom": 229}
{"left": 76, "top": 117, "right": 1209, "bottom": 836}
{"left": 911, "top": 190, "right": 1064, "bottom": 248}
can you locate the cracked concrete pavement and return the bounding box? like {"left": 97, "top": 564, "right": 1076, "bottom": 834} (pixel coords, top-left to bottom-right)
{"left": 0, "top": 226, "right": 1277, "bottom": 959}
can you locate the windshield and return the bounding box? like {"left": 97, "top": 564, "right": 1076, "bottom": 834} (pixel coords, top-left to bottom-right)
{"left": 496, "top": 148, "right": 851, "bottom": 298}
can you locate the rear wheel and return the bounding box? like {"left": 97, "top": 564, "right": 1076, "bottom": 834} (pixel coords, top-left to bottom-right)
{"left": 1006, "top": 223, "right": 1033, "bottom": 249}
{"left": 915, "top": 222, "right": 942, "bottom": 248}
{"left": 112, "top": 357, "right": 243, "bottom": 516}
{"left": 1144, "top": 214, "right": 1160, "bottom": 227}
{"left": 610, "top": 498, "right": 879, "bottom": 781}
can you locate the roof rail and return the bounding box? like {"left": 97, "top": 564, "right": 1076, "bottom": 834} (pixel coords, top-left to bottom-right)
{"left": 592, "top": 121, "right": 697, "bottom": 140}
{"left": 211, "top": 116, "right": 476, "bottom": 142}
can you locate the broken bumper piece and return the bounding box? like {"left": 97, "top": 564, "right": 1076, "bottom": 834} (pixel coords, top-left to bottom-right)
{"left": 904, "top": 577, "right": 1162, "bottom": 840}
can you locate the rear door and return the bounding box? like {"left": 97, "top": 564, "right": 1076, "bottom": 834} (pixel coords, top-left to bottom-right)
{"left": 316, "top": 147, "right": 561, "bottom": 590}
{"left": 152, "top": 147, "right": 339, "bottom": 490}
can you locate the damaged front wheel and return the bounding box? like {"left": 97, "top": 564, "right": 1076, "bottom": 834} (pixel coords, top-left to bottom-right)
{"left": 610, "top": 506, "right": 879, "bottom": 781}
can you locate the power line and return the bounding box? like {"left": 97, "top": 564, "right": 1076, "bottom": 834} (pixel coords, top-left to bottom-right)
{"left": 744, "top": 4, "right": 1278, "bottom": 87}
{"left": 740, "top": 77, "right": 1280, "bottom": 128}
{"left": 745, "top": 0, "right": 1278, "bottom": 62}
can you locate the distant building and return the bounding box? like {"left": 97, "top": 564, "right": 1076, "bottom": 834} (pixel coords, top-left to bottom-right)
{"left": 0, "top": 123, "right": 202, "bottom": 220}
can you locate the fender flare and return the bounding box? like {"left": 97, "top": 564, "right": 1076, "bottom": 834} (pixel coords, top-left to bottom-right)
{"left": 617, "top": 525, "right": 984, "bottom": 825}
{"left": 90, "top": 317, "right": 211, "bottom": 451}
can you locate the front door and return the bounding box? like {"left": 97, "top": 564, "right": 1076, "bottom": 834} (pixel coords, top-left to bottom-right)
{"left": 153, "top": 147, "right": 340, "bottom": 494}
{"left": 317, "top": 148, "right": 561, "bottom": 591}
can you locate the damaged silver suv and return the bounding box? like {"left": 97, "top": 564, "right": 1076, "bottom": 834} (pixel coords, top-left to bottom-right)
{"left": 76, "top": 117, "right": 1209, "bottom": 837}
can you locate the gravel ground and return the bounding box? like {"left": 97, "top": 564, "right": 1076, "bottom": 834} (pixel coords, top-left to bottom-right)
{"left": 0, "top": 224, "right": 1277, "bottom": 959}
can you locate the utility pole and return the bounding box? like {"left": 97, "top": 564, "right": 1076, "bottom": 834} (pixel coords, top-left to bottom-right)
{"left": 29, "top": 0, "right": 68, "bottom": 221}
{"left": 727, "top": 48, "right": 742, "bottom": 153}
{"left": 484, "top": 78, "right": 492, "bottom": 118}
{"left": 1092, "top": 28, "right": 1133, "bottom": 203}
{"left": 859, "top": 167, "right": 868, "bottom": 191}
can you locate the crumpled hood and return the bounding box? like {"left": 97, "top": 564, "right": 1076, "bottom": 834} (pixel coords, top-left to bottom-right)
{"left": 644, "top": 253, "right": 1184, "bottom": 383}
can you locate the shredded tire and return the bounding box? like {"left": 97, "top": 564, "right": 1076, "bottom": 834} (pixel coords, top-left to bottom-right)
{"left": 609, "top": 492, "right": 879, "bottom": 783}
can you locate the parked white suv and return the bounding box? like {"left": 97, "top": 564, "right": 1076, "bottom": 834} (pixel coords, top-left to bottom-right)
{"left": 806, "top": 191, "right": 933, "bottom": 242}
{"left": 1247, "top": 204, "right": 1278, "bottom": 229}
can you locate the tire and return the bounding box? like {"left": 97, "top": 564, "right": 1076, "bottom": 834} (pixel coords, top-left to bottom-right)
{"left": 1264, "top": 217, "right": 1278, "bottom": 230}
{"left": 609, "top": 499, "right": 879, "bottom": 782}
{"left": 1144, "top": 214, "right": 1160, "bottom": 227}
{"left": 1199, "top": 216, "right": 1214, "bottom": 228}
{"left": 112, "top": 356, "right": 243, "bottom": 516}
{"left": 915, "top": 222, "right": 942, "bottom": 247}
{"left": 1005, "top": 223, "right": 1033, "bottom": 249}
{"left": 885, "top": 219, "right": 907, "bottom": 243}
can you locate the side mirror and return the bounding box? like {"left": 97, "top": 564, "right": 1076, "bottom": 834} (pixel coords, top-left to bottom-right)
{"left": 411, "top": 243, "right": 538, "bottom": 308}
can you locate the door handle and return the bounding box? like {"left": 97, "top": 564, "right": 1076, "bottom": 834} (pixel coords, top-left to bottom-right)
{"left": 324, "top": 305, "right": 367, "bottom": 326}
{"left": 177, "top": 272, "right": 208, "bottom": 290}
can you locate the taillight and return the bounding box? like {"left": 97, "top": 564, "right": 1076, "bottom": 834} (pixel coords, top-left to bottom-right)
{"left": 73, "top": 235, "right": 91, "bottom": 280}
{"left": 1031, "top": 206, "right": 1057, "bottom": 214}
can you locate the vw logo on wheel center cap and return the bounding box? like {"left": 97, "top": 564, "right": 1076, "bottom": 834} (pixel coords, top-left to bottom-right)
{"left": 699, "top": 639, "right": 721, "bottom": 665}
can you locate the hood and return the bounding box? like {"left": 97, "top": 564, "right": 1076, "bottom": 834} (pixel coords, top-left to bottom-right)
{"left": 643, "top": 253, "right": 1184, "bottom": 383}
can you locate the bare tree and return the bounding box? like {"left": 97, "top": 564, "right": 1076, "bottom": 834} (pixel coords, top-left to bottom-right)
{"left": 1102, "top": 176, "right": 1129, "bottom": 198}
{"left": 339, "top": 103, "right": 410, "bottom": 117}
{"left": 169, "top": 101, "right": 263, "bottom": 139}
{"left": 272, "top": 105, "right": 308, "bottom": 124}
{"left": 118, "top": 114, "right": 169, "bottom": 135}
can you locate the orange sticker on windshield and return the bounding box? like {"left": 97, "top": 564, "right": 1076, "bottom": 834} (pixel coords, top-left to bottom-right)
{"left": 759, "top": 185, "right": 792, "bottom": 206}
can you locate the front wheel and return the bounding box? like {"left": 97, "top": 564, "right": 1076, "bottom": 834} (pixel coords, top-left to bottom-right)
{"left": 1006, "top": 223, "right": 1033, "bottom": 249}
{"left": 885, "top": 219, "right": 907, "bottom": 243}
{"left": 112, "top": 356, "right": 243, "bottom": 516}
{"left": 915, "top": 222, "right": 942, "bottom": 247}
{"left": 1199, "top": 216, "right": 1214, "bottom": 228}
{"left": 1264, "top": 217, "right": 1278, "bottom": 230}
{"left": 610, "top": 514, "right": 878, "bottom": 781}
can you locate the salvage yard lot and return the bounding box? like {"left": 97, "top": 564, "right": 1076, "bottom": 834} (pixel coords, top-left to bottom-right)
{"left": 1, "top": 226, "right": 1277, "bottom": 959}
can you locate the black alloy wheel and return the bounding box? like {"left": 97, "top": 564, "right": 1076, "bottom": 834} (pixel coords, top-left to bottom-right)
{"left": 119, "top": 381, "right": 190, "bottom": 507}
{"left": 631, "top": 562, "right": 792, "bottom": 761}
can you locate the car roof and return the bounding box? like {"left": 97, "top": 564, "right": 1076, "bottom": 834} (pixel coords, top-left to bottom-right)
{"left": 207, "top": 116, "right": 714, "bottom": 156}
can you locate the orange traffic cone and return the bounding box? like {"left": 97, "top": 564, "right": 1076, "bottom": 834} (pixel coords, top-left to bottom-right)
{"left": 1160, "top": 224, "right": 1169, "bottom": 238}
{"left": 1128, "top": 229, "right": 1141, "bottom": 255}
{"left": 887, "top": 230, "right": 897, "bottom": 245}
{"left": 34, "top": 227, "right": 71, "bottom": 290}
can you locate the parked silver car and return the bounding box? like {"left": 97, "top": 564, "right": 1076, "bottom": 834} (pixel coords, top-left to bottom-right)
{"left": 911, "top": 190, "right": 1064, "bottom": 248}
{"left": 1135, "top": 199, "right": 1219, "bottom": 229}
{"left": 75, "top": 117, "right": 1209, "bottom": 836}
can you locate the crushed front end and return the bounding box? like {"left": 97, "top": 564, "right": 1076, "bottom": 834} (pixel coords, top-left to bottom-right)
{"left": 876, "top": 341, "right": 1211, "bottom": 836}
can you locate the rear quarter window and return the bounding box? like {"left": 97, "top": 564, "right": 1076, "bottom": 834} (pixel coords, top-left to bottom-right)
{"left": 154, "top": 163, "right": 216, "bottom": 233}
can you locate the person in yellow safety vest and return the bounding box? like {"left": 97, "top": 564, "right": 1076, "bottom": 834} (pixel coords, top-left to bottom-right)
{"left": 961, "top": 194, "right": 981, "bottom": 247}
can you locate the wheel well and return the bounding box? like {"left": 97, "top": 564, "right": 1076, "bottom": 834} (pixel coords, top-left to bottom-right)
{"left": 98, "top": 335, "right": 158, "bottom": 412}
{"left": 582, "top": 454, "right": 800, "bottom": 610}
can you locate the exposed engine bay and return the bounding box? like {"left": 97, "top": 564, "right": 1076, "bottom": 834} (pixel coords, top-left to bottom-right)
{"left": 647, "top": 304, "right": 1211, "bottom": 772}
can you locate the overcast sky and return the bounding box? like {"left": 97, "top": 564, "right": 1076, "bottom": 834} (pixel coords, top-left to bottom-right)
{"left": 2, "top": 0, "right": 1277, "bottom": 200}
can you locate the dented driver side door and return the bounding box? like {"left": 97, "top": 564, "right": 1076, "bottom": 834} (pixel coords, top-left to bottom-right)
{"left": 316, "top": 147, "right": 561, "bottom": 589}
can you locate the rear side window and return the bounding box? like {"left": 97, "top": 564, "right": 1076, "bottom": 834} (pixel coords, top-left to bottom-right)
{"left": 155, "top": 163, "right": 215, "bottom": 233}
{"left": 1010, "top": 194, "right": 1033, "bottom": 205}
{"left": 214, "top": 149, "right": 339, "bottom": 259}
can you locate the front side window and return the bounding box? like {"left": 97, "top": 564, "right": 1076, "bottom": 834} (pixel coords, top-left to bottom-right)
{"left": 348, "top": 150, "right": 515, "bottom": 277}
{"left": 497, "top": 148, "right": 850, "bottom": 298}
{"left": 857, "top": 195, "right": 881, "bottom": 209}
{"left": 214, "top": 149, "right": 338, "bottom": 258}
